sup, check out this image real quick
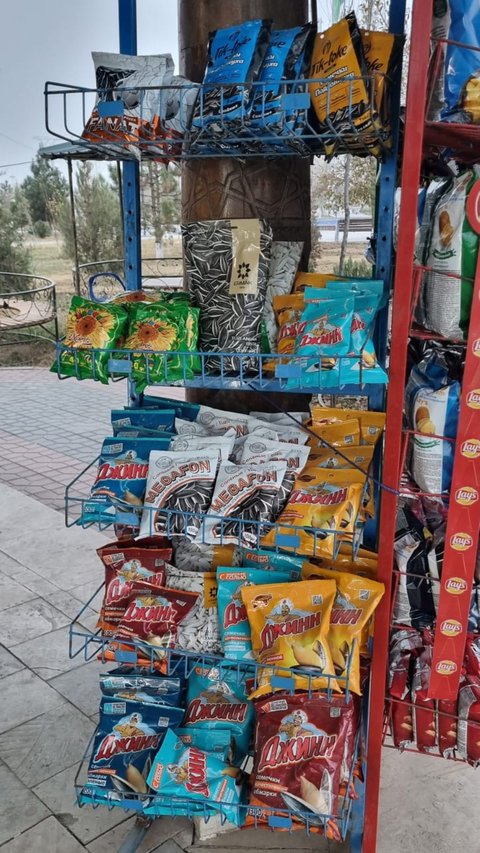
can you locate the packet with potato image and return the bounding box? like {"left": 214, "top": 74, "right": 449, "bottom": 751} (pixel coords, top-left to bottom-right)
{"left": 241, "top": 579, "right": 337, "bottom": 696}
{"left": 80, "top": 696, "right": 183, "bottom": 806}
{"left": 247, "top": 692, "right": 356, "bottom": 837}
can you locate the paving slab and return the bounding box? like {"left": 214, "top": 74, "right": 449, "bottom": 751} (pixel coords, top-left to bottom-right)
{"left": 49, "top": 661, "right": 102, "bottom": 718}
{"left": 12, "top": 625, "right": 89, "bottom": 680}
{"left": 0, "top": 702, "right": 95, "bottom": 788}
{"left": 0, "top": 668, "right": 65, "bottom": 734}
{"left": 87, "top": 816, "right": 193, "bottom": 853}
{"left": 0, "top": 763, "right": 50, "bottom": 846}
{"left": 0, "top": 598, "right": 69, "bottom": 647}
{"left": 33, "top": 764, "right": 130, "bottom": 845}
{"left": 0, "top": 646, "right": 24, "bottom": 679}
{"left": 0, "top": 815, "right": 86, "bottom": 852}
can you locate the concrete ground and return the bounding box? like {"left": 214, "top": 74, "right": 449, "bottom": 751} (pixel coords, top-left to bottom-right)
{"left": 0, "top": 368, "right": 478, "bottom": 852}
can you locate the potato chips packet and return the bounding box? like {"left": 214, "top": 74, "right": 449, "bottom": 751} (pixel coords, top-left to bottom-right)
{"left": 299, "top": 566, "right": 384, "bottom": 694}
{"left": 241, "top": 579, "right": 337, "bottom": 696}
{"left": 52, "top": 296, "right": 128, "bottom": 384}
{"left": 261, "top": 470, "right": 364, "bottom": 559}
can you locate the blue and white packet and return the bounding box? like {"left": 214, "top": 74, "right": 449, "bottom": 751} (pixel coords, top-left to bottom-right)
{"left": 100, "top": 672, "right": 182, "bottom": 707}
{"left": 133, "top": 395, "right": 200, "bottom": 422}
{"left": 217, "top": 566, "right": 296, "bottom": 661}
{"left": 176, "top": 727, "right": 234, "bottom": 763}
{"left": 442, "top": 2, "right": 480, "bottom": 123}
{"left": 146, "top": 729, "right": 245, "bottom": 825}
{"left": 80, "top": 697, "right": 183, "bottom": 807}
{"left": 111, "top": 408, "right": 176, "bottom": 436}
{"left": 238, "top": 547, "right": 304, "bottom": 575}
{"left": 182, "top": 665, "right": 254, "bottom": 764}
{"left": 83, "top": 436, "right": 170, "bottom": 526}
{"left": 193, "top": 20, "right": 271, "bottom": 129}
{"left": 405, "top": 351, "right": 461, "bottom": 494}
{"left": 287, "top": 294, "right": 354, "bottom": 389}
{"left": 251, "top": 25, "right": 313, "bottom": 132}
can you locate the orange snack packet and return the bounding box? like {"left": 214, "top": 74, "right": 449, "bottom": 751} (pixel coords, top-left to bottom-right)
{"left": 310, "top": 404, "right": 386, "bottom": 447}
{"left": 241, "top": 579, "right": 337, "bottom": 696}
{"left": 300, "top": 566, "right": 384, "bottom": 693}
{"left": 293, "top": 271, "right": 347, "bottom": 294}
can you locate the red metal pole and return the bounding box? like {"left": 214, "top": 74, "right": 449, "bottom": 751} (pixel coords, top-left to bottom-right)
{"left": 362, "top": 1, "right": 434, "bottom": 850}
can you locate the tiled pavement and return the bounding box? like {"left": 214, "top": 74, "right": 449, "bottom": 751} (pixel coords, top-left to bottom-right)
{"left": 0, "top": 368, "right": 479, "bottom": 852}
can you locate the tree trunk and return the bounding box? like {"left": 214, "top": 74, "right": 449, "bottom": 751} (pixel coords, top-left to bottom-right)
{"left": 178, "top": 0, "right": 311, "bottom": 414}
{"left": 338, "top": 155, "right": 351, "bottom": 275}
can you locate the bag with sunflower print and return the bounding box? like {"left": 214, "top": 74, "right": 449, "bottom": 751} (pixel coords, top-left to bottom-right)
{"left": 51, "top": 296, "right": 128, "bottom": 384}
{"left": 124, "top": 302, "right": 199, "bottom": 391}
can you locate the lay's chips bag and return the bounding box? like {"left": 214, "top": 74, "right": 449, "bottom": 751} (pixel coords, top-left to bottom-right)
{"left": 299, "top": 566, "right": 384, "bottom": 694}
{"left": 241, "top": 579, "right": 337, "bottom": 697}
{"left": 262, "top": 469, "right": 364, "bottom": 559}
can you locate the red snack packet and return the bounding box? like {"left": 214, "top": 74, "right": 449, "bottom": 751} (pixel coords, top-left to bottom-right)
{"left": 438, "top": 696, "right": 458, "bottom": 759}
{"left": 464, "top": 635, "right": 480, "bottom": 678}
{"left": 457, "top": 677, "right": 480, "bottom": 767}
{"left": 339, "top": 694, "right": 361, "bottom": 799}
{"left": 247, "top": 692, "right": 355, "bottom": 839}
{"left": 114, "top": 585, "right": 199, "bottom": 645}
{"left": 97, "top": 540, "right": 172, "bottom": 635}
{"left": 411, "top": 641, "right": 436, "bottom": 752}
{"left": 388, "top": 628, "right": 422, "bottom": 750}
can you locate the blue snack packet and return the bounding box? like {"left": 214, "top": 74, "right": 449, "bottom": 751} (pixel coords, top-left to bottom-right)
{"left": 83, "top": 436, "right": 170, "bottom": 526}
{"left": 176, "top": 727, "right": 234, "bottom": 763}
{"left": 238, "top": 547, "right": 304, "bottom": 575}
{"left": 100, "top": 672, "right": 182, "bottom": 707}
{"left": 286, "top": 295, "right": 354, "bottom": 389}
{"left": 111, "top": 409, "right": 176, "bottom": 436}
{"left": 442, "top": 2, "right": 480, "bottom": 123}
{"left": 193, "top": 20, "right": 271, "bottom": 128}
{"left": 217, "top": 566, "right": 296, "bottom": 661}
{"left": 251, "top": 26, "right": 312, "bottom": 130}
{"left": 80, "top": 697, "right": 183, "bottom": 807}
{"left": 138, "top": 396, "right": 200, "bottom": 421}
{"left": 183, "top": 665, "right": 254, "bottom": 763}
{"left": 146, "top": 729, "right": 245, "bottom": 825}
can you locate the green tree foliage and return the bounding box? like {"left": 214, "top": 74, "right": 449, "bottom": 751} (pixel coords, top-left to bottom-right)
{"left": 59, "top": 162, "right": 123, "bottom": 264}
{"left": 0, "top": 181, "right": 31, "bottom": 281}
{"left": 22, "top": 153, "right": 68, "bottom": 230}
{"left": 140, "top": 162, "right": 181, "bottom": 250}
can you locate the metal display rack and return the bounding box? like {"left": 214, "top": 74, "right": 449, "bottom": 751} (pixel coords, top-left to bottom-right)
{"left": 364, "top": 1, "right": 480, "bottom": 850}
{"left": 40, "top": 1, "right": 409, "bottom": 850}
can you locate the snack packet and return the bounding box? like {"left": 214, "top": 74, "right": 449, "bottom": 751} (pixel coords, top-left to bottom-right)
{"left": 293, "top": 272, "right": 347, "bottom": 294}
{"left": 247, "top": 692, "right": 355, "bottom": 838}
{"left": 183, "top": 218, "right": 273, "bottom": 373}
{"left": 298, "top": 567, "right": 384, "bottom": 694}
{"left": 307, "top": 420, "right": 361, "bottom": 449}
{"left": 272, "top": 293, "right": 305, "bottom": 362}
{"left": 307, "top": 445, "right": 374, "bottom": 471}
{"left": 164, "top": 566, "right": 220, "bottom": 653}
{"left": 360, "top": 30, "right": 403, "bottom": 149}
{"left": 261, "top": 469, "right": 364, "bottom": 559}
{"left": 100, "top": 672, "right": 182, "bottom": 707}
{"left": 239, "top": 547, "right": 304, "bottom": 576}
{"left": 138, "top": 450, "right": 219, "bottom": 539}
{"left": 201, "top": 460, "right": 288, "bottom": 547}
{"left": 141, "top": 395, "right": 200, "bottom": 420}
{"left": 310, "top": 405, "right": 386, "bottom": 447}
{"left": 183, "top": 666, "right": 254, "bottom": 763}
{"left": 96, "top": 540, "right": 172, "bottom": 635}
{"left": 170, "top": 430, "right": 236, "bottom": 462}
{"left": 146, "top": 729, "right": 245, "bottom": 824}
{"left": 111, "top": 409, "right": 175, "bottom": 436}
{"left": 194, "top": 406, "right": 251, "bottom": 437}
{"left": 80, "top": 696, "right": 183, "bottom": 807}
{"left": 172, "top": 539, "right": 239, "bottom": 573}
{"left": 240, "top": 435, "right": 311, "bottom": 514}
{"left": 114, "top": 585, "right": 199, "bottom": 647}
{"left": 241, "top": 579, "right": 337, "bottom": 695}
{"left": 83, "top": 436, "right": 170, "bottom": 526}
{"left": 175, "top": 727, "right": 233, "bottom": 763}
{"left": 52, "top": 296, "right": 128, "bottom": 384}
{"left": 217, "top": 566, "right": 297, "bottom": 660}
{"left": 388, "top": 628, "right": 423, "bottom": 750}
{"left": 457, "top": 677, "right": 480, "bottom": 767}
{"left": 262, "top": 241, "right": 304, "bottom": 351}
{"left": 442, "top": 2, "right": 480, "bottom": 123}
{"left": 411, "top": 640, "right": 437, "bottom": 752}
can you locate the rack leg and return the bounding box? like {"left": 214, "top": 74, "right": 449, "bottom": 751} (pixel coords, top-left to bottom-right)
{"left": 117, "top": 816, "right": 152, "bottom": 853}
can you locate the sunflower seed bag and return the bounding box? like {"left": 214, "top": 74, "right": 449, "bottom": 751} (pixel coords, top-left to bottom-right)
{"left": 182, "top": 218, "right": 272, "bottom": 373}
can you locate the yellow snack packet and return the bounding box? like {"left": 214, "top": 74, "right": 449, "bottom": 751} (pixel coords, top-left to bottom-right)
{"left": 241, "top": 579, "right": 337, "bottom": 696}
{"left": 293, "top": 272, "right": 347, "bottom": 294}
{"left": 274, "top": 294, "right": 305, "bottom": 357}
{"left": 360, "top": 30, "right": 403, "bottom": 152}
{"left": 262, "top": 469, "right": 364, "bottom": 558}
{"left": 310, "top": 405, "right": 385, "bottom": 447}
{"left": 338, "top": 543, "right": 378, "bottom": 564}
{"left": 307, "top": 445, "right": 374, "bottom": 471}
{"left": 298, "top": 567, "right": 384, "bottom": 694}
{"left": 308, "top": 419, "right": 361, "bottom": 448}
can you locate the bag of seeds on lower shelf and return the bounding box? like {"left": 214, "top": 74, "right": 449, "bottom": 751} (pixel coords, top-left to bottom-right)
{"left": 52, "top": 296, "right": 128, "bottom": 384}
{"left": 182, "top": 218, "right": 273, "bottom": 373}
{"left": 172, "top": 539, "right": 240, "bottom": 573}
{"left": 164, "top": 565, "right": 220, "bottom": 654}
{"left": 405, "top": 350, "right": 461, "bottom": 494}
{"left": 138, "top": 449, "right": 219, "bottom": 539}
{"left": 424, "top": 168, "right": 480, "bottom": 339}
{"left": 80, "top": 696, "right": 183, "bottom": 807}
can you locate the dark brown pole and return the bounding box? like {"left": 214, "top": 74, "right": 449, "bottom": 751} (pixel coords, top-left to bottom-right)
{"left": 179, "top": 0, "right": 312, "bottom": 413}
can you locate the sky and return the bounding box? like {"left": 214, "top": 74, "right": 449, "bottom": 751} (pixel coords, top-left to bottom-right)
{"left": 0, "top": 0, "right": 178, "bottom": 183}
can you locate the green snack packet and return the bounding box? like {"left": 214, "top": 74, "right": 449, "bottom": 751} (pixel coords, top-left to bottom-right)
{"left": 51, "top": 295, "right": 128, "bottom": 384}
{"left": 124, "top": 302, "right": 198, "bottom": 391}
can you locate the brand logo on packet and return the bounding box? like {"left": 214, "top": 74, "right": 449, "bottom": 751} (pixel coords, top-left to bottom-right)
{"left": 185, "top": 698, "right": 248, "bottom": 725}
{"left": 445, "top": 577, "right": 468, "bottom": 595}
{"left": 258, "top": 731, "right": 337, "bottom": 771}
{"left": 455, "top": 487, "right": 479, "bottom": 507}
{"left": 223, "top": 601, "right": 246, "bottom": 629}
{"left": 330, "top": 608, "right": 362, "bottom": 626}
{"left": 450, "top": 532, "right": 473, "bottom": 551}
{"left": 289, "top": 487, "right": 348, "bottom": 506}
{"left": 461, "top": 439, "right": 480, "bottom": 459}
{"left": 472, "top": 339, "right": 480, "bottom": 357}
{"left": 94, "top": 732, "right": 161, "bottom": 763}
{"left": 466, "top": 390, "right": 480, "bottom": 409}
{"left": 96, "top": 462, "right": 148, "bottom": 483}
{"left": 435, "top": 660, "right": 457, "bottom": 676}
{"left": 440, "top": 619, "right": 462, "bottom": 637}
{"left": 185, "top": 747, "right": 210, "bottom": 797}
{"left": 260, "top": 611, "right": 323, "bottom": 650}
{"left": 122, "top": 600, "right": 176, "bottom": 623}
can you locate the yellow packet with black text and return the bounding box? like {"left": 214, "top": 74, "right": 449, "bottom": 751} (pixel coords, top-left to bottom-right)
{"left": 241, "top": 579, "right": 337, "bottom": 697}
{"left": 299, "top": 566, "right": 384, "bottom": 693}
